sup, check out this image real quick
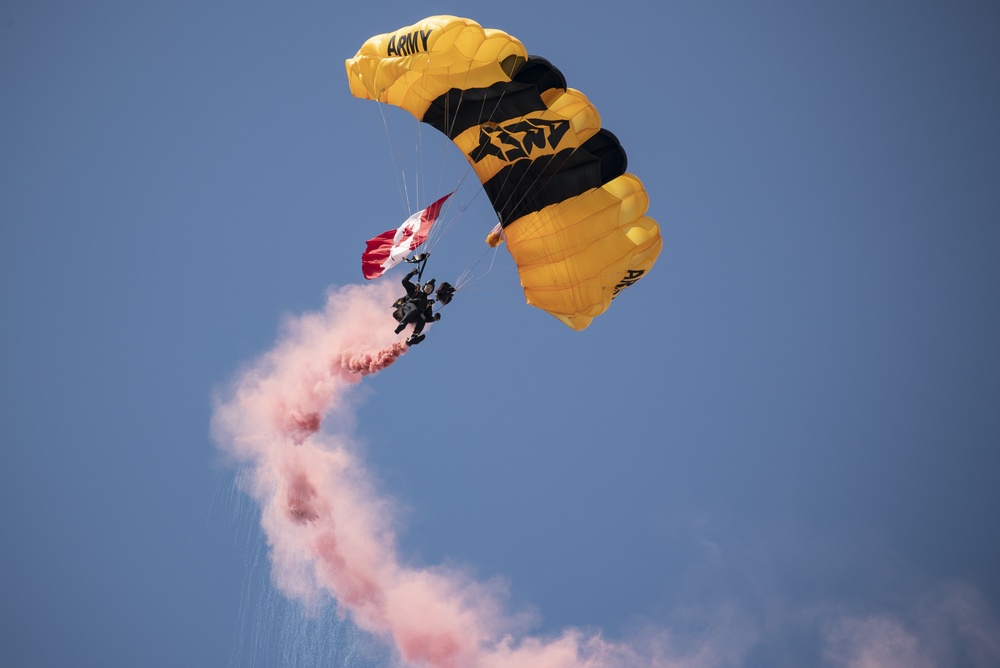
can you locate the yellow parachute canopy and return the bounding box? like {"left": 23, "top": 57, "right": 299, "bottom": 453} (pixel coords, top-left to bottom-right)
{"left": 346, "top": 15, "right": 661, "bottom": 330}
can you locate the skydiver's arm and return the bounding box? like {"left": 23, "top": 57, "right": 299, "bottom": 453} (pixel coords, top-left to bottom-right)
{"left": 402, "top": 269, "right": 418, "bottom": 295}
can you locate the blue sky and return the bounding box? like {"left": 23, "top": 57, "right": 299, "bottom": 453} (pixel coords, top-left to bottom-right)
{"left": 2, "top": 2, "right": 999, "bottom": 667}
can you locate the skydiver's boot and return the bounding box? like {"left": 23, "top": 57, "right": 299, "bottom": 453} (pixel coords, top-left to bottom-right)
{"left": 406, "top": 333, "right": 425, "bottom": 346}
{"left": 394, "top": 323, "right": 406, "bottom": 334}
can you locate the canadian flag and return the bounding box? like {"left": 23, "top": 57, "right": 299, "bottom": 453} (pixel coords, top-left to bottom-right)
{"left": 361, "top": 193, "right": 452, "bottom": 280}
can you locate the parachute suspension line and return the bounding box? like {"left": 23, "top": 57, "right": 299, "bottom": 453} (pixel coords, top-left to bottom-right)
{"left": 396, "top": 85, "right": 455, "bottom": 257}
{"left": 506, "top": 144, "right": 582, "bottom": 233}
{"left": 466, "top": 87, "right": 510, "bottom": 165}
{"left": 421, "top": 182, "right": 479, "bottom": 263}
{"left": 414, "top": 108, "right": 443, "bottom": 218}
{"left": 444, "top": 84, "right": 463, "bottom": 143}
{"left": 363, "top": 54, "right": 605, "bottom": 296}
{"left": 423, "top": 184, "right": 466, "bottom": 255}
{"left": 374, "top": 100, "right": 416, "bottom": 218}
{"left": 463, "top": 87, "right": 565, "bottom": 238}
{"left": 455, "top": 85, "right": 536, "bottom": 245}
{"left": 412, "top": 78, "right": 514, "bottom": 296}
{"left": 420, "top": 87, "right": 498, "bottom": 260}
{"left": 453, "top": 245, "right": 504, "bottom": 291}
{"left": 427, "top": 189, "right": 515, "bottom": 295}
{"left": 417, "top": 84, "right": 528, "bottom": 293}
{"left": 496, "top": 140, "right": 599, "bottom": 266}
{"left": 486, "top": 95, "right": 589, "bottom": 233}
{"left": 446, "top": 89, "right": 486, "bottom": 197}
{"left": 428, "top": 87, "right": 466, "bottom": 244}
{"left": 413, "top": 108, "right": 423, "bottom": 214}
{"left": 420, "top": 192, "right": 455, "bottom": 256}
{"left": 486, "top": 238, "right": 502, "bottom": 275}
{"left": 451, "top": 85, "right": 508, "bottom": 213}
{"left": 449, "top": 84, "right": 618, "bottom": 290}
{"left": 445, "top": 72, "right": 607, "bottom": 265}
{"left": 488, "top": 134, "right": 636, "bottom": 291}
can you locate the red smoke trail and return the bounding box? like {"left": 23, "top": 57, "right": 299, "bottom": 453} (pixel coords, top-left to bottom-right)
{"left": 212, "top": 283, "right": 746, "bottom": 668}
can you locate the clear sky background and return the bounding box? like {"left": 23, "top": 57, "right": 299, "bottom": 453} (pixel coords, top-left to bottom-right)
{"left": 2, "top": 2, "right": 999, "bottom": 667}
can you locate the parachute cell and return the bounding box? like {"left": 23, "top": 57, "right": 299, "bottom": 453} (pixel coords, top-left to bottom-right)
{"left": 346, "top": 15, "right": 662, "bottom": 330}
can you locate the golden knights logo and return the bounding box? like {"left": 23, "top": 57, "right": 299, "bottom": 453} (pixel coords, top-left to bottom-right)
{"left": 472, "top": 119, "right": 570, "bottom": 163}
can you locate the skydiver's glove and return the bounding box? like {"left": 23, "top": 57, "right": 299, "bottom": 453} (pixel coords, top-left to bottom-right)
{"left": 433, "top": 313, "right": 441, "bottom": 321}
{"left": 405, "top": 268, "right": 418, "bottom": 279}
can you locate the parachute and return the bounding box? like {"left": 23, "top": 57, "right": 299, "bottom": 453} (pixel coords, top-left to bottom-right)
{"left": 346, "top": 15, "right": 661, "bottom": 330}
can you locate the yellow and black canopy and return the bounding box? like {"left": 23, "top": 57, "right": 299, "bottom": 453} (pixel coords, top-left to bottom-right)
{"left": 346, "top": 16, "right": 661, "bottom": 330}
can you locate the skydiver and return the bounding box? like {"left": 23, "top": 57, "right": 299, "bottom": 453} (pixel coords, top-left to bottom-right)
{"left": 392, "top": 265, "right": 440, "bottom": 345}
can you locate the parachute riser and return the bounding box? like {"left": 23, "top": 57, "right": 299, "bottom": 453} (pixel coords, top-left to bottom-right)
{"left": 410, "top": 253, "right": 428, "bottom": 283}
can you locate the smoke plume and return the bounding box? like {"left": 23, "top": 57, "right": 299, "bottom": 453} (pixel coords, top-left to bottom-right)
{"left": 211, "top": 282, "right": 758, "bottom": 667}
{"left": 212, "top": 282, "right": 1000, "bottom": 668}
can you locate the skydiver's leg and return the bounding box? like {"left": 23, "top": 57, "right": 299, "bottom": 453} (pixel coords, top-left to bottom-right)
{"left": 395, "top": 302, "right": 420, "bottom": 334}
{"left": 400, "top": 302, "right": 418, "bottom": 323}
{"left": 406, "top": 318, "right": 426, "bottom": 345}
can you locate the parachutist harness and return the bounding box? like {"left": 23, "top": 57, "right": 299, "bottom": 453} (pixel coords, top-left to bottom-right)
{"left": 392, "top": 253, "right": 455, "bottom": 324}
{"left": 404, "top": 252, "right": 455, "bottom": 304}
